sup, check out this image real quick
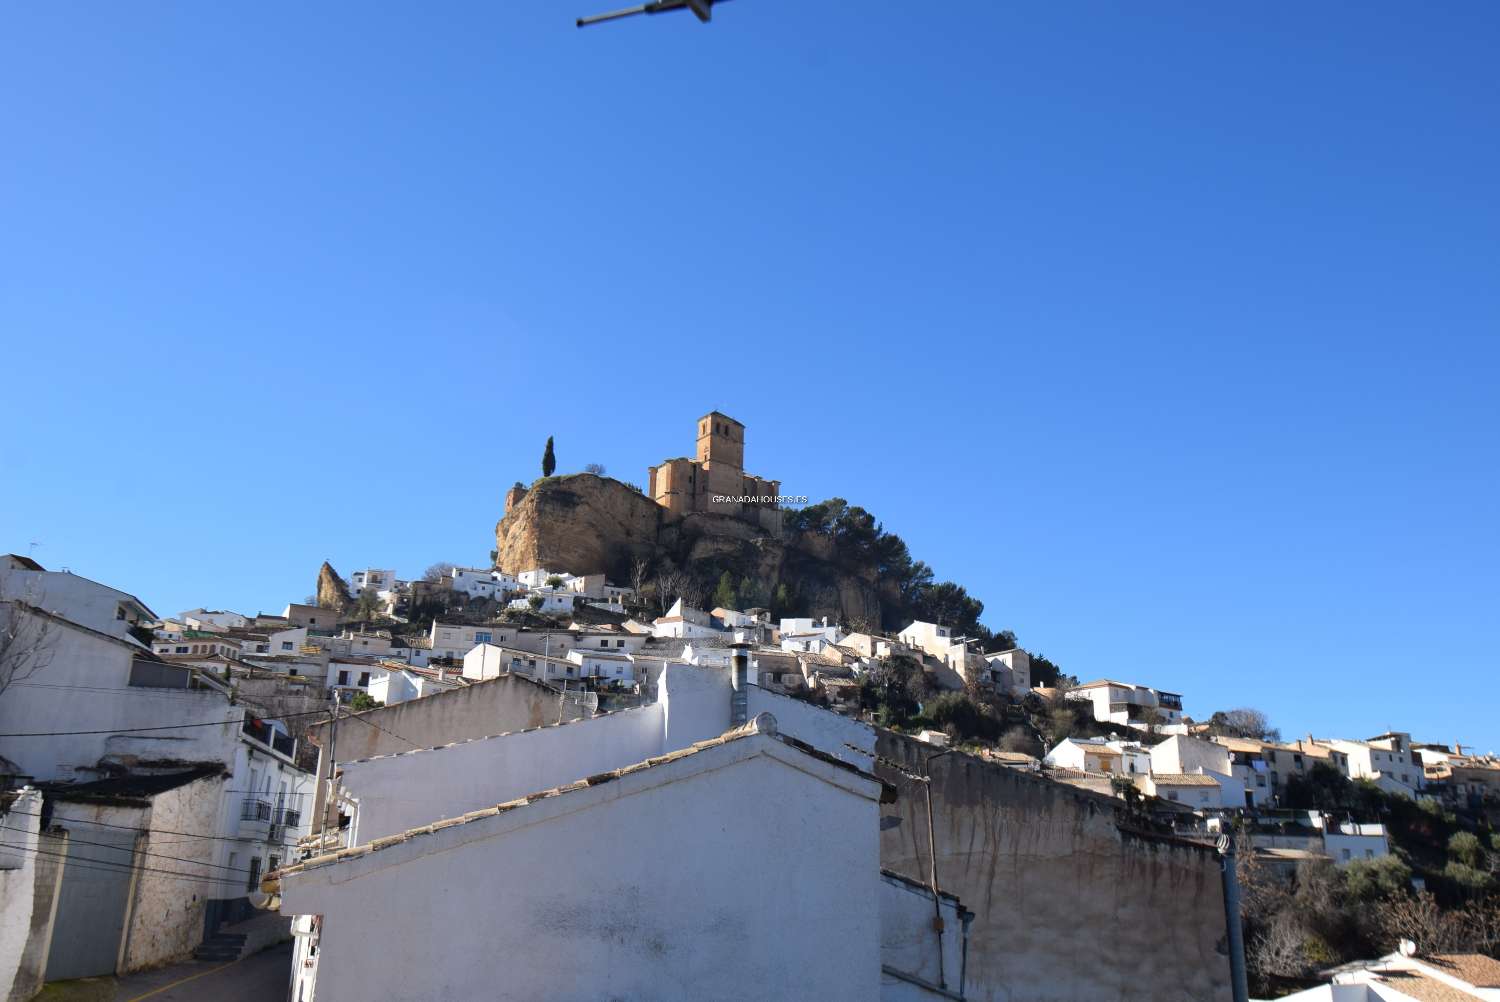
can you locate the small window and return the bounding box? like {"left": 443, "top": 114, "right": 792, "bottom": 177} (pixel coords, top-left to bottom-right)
{"left": 358, "top": 673, "right": 370, "bottom": 686}
{"left": 1341, "top": 848, "right": 1351, "bottom": 861}
{"left": 282, "top": 642, "right": 294, "bottom": 651}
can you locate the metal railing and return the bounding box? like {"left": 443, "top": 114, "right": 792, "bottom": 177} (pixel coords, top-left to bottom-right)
{"left": 240, "top": 798, "right": 272, "bottom": 822}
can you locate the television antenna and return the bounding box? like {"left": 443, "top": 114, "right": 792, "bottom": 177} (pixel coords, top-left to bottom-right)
{"left": 577, "top": 0, "right": 728, "bottom": 28}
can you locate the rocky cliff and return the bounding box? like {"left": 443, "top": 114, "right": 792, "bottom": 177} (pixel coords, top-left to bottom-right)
{"left": 315, "top": 561, "right": 353, "bottom": 615}
{"left": 494, "top": 474, "right": 888, "bottom": 626}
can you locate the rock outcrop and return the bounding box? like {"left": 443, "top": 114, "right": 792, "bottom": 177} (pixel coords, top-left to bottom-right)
{"left": 315, "top": 561, "right": 353, "bottom": 615}
{"left": 494, "top": 474, "right": 889, "bottom": 627}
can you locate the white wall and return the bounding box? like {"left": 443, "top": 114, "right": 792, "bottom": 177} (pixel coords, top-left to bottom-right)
{"left": 341, "top": 705, "right": 666, "bottom": 844}
{"left": 0, "top": 788, "right": 43, "bottom": 999}
{"left": 659, "top": 664, "right": 732, "bottom": 750}
{"left": 0, "top": 614, "right": 238, "bottom": 782}
{"left": 284, "top": 737, "right": 883, "bottom": 1002}
{"left": 0, "top": 567, "right": 150, "bottom": 640}
{"left": 879, "top": 871, "right": 967, "bottom": 1000}
{"left": 746, "top": 686, "right": 874, "bottom": 771}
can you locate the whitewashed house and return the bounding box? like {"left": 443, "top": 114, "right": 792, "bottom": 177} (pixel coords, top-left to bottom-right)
{"left": 652, "top": 598, "right": 724, "bottom": 639}
{"left": 983, "top": 649, "right": 1032, "bottom": 697}
{"left": 1044, "top": 737, "right": 1150, "bottom": 776}
{"left": 1150, "top": 735, "right": 1249, "bottom": 808}
{"left": 273, "top": 658, "right": 968, "bottom": 1002}
{"left": 517, "top": 568, "right": 568, "bottom": 589}
{"left": 1142, "top": 773, "right": 1223, "bottom": 809}
{"left": 1068, "top": 678, "right": 1186, "bottom": 731}
{"left": 1321, "top": 733, "right": 1424, "bottom": 799}
{"left": 179, "top": 609, "right": 249, "bottom": 631}
{"left": 367, "top": 665, "right": 463, "bottom": 705}
{"left": 427, "top": 621, "right": 513, "bottom": 660}
{"left": 565, "top": 648, "right": 636, "bottom": 688}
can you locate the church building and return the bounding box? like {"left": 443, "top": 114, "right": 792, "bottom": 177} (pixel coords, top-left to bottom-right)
{"left": 647, "top": 412, "right": 781, "bottom": 522}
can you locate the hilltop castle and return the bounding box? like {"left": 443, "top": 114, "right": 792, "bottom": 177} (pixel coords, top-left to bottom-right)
{"left": 648, "top": 412, "right": 781, "bottom": 524}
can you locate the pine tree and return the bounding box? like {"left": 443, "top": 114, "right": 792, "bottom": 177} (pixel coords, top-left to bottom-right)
{"left": 541, "top": 436, "right": 556, "bottom": 478}
{"left": 712, "top": 571, "right": 738, "bottom": 610}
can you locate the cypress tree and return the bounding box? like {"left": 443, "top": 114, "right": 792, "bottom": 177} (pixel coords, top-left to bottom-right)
{"left": 542, "top": 436, "right": 556, "bottom": 478}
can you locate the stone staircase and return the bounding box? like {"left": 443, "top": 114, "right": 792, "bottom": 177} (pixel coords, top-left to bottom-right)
{"left": 193, "top": 928, "right": 248, "bottom": 963}
{"left": 194, "top": 911, "right": 293, "bottom": 964}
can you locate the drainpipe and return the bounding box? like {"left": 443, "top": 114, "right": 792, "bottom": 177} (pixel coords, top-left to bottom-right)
{"left": 923, "top": 749, "right": 954, "bottom": 993}
{"left": 1217, "top": 834, "right": 1250, "bottom": 1002}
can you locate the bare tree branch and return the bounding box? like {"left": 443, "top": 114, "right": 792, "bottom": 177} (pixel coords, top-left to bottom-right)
{"left": 0, "top": 577, "right": 59, "bottom": 701}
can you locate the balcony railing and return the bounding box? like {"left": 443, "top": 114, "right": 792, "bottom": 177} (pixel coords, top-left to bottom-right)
{"left": 240, "top": 798, "right": 272, "bottom": 822}
{"left": 277, "top": 807, "right": 302, "bottom": 829}
{"left": 241, "top": 716, "right": 298, "bottom": 759}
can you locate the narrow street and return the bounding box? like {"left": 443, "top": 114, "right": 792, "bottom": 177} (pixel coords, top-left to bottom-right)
{"left": 38, "top": 942, "right": 291, "bottom": 1002}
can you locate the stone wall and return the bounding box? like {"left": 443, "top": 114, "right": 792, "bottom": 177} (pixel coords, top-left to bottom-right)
{"left": 876, "top": 731, "right": 1233, "bottom": 1002}
{"left": 122, "top": 774, "right": 226, "bottom": 971}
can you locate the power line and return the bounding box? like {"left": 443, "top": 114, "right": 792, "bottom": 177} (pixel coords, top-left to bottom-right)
{"left": 342, "top": 710, "right": 420, "bottom": 749}
{"left": 8, "top": 842, "right": 258, "bottom": 888}
{"left": 29, "top": 830, "right": 254, "bottom": 875}
{"left": 0, "top": 806, "right": 310, "bottom": 846}
{"left": 0, "top": 707, "right": 331, "bottom": 738}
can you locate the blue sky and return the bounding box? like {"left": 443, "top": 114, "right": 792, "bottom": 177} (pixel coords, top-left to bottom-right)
{"left": 3, "top": 2, "right": 1496, "bottom": 747}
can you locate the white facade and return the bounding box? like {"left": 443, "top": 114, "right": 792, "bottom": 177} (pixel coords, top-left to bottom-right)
{"left": 0, "top": 605, "right": 237, "bottom": 784}
{"left": 565, "top": 648, "right": 636, "bottom": 687}
{"left": 984, "top": 649, "right": 1032, "bottom": 697}
{"left": 347, "top": 568, "right": 397, "bottom": 596}
{"left": 218, "top": 721, "right": 314, "bottom": 902}
{"left": 1069, "top": 679, "right": 1186, "bottom": 730}
{"left": 427, "top": 622, "right": 514, "bottom": 660}
{"left": 1143, "top": 774, "right": 1222, "bottom": 809}
{"left": 234, "top": 625, "right": 308, "bottom": 657}
{"left": 517, "top": 568, "right": 567, "bottom": 589}
{"left": 653, "top": 598, "right": 723, "bottom": 640}
{"left": 285, "top": 722, "right": 885, "bottom": 1002}
{"left": 1327, "top": 733, "right": 1423, "bottom": 798}
{"left": 507, "top": 588, "right": 576, "bottom": 615}
{"left": 367, "top": 667, "right": 459, "bottom": 706}
{"left": 1150, "top": 736, "right": 1248, "bottom": 808}
{"left": 179, "top": 609, "right": 249, "bottom": 631}
{"left": 0, "top": 559, "right": 154, "bottom": 642}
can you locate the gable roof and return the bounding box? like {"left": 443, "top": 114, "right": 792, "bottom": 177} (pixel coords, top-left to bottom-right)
{"left": 272, "top": 713, "right": 890, "bottom": 885}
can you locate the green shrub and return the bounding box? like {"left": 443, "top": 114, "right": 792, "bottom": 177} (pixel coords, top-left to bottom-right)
{"left": 1342, "top": 855, "right": 1412, "bottom": 901}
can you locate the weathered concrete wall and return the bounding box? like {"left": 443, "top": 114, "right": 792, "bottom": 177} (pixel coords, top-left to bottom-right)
{"left": 0, "top": 617, "right": 237, "bottom": 784}
{"left": 307, "top": 673, "right": 590, "bottom": 827}
{"left": 876, "top": 732, "right": 1232, "bottom": 1002}
{"left": 341, "top": 705, "right": 665, "bottom": 843}
{"left": 0, "top": 790, "right": 42, "bottom": 1000}
{"left": 122, "top": 774, "right": 226, "bottom": 971}
{"left": 6, "top": 828, "right": 66, "bottom": 1002}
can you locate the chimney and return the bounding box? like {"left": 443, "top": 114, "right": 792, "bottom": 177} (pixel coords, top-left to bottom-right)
{"left": 729, "top": 642, "right": 751, "bottom": 725}
{"left": 438, "top": 665, "right": 447, "bottom": 682}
